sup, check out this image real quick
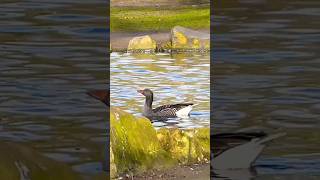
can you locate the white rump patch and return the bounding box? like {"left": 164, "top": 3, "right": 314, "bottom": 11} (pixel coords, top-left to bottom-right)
{"left": 176, "top": 105, "right": 193, "bottom": 118}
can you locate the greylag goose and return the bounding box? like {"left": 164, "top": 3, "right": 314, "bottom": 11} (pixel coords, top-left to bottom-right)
{"left": 137, "top": 88, "right": 194, "bottom": 118}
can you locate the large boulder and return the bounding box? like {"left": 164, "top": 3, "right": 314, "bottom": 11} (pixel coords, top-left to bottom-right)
{"left": 127, "top": 35, "right": 156, "bottom": 52}
{"left": 171, "top": 26, "right": 210, "bottom": 50}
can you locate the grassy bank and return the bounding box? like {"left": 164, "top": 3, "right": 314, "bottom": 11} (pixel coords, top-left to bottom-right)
{"left": 111, "top": 7, "right": 210, "bottom": 32}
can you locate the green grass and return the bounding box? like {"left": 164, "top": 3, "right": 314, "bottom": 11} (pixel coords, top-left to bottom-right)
{"left": 111, "top": 7, "right": 210, "bottom": 32}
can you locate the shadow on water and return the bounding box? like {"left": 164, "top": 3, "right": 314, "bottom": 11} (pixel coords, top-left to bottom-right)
{"left": 0, "top": 0, "right": 107, "bottom": 178}
{"left": 213, "top": 0, "right": 320, "bottom": 179}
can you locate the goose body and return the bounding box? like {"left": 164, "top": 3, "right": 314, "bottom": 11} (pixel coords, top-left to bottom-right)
{"left": 211, "top": 132, "right": 286, "bottom": 170}
{"left": 138, "top": 89, "right": 193, "bottom": 118}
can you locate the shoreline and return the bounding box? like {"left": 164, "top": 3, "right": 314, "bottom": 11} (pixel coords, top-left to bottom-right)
{"left": 110, "top": 29, "right": 210, "bottom": 52}
{"left": 110, "top": 31, "right": 170, "bottom": 52}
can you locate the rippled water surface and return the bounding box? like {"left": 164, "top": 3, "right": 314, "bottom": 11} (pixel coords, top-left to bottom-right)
{"left": 0, "top": 0, "right": 107, "bottom": 178}
{"left": 111, "top": 52, "right": 210, "bottom": 129}
{"left": 213, "top": 0, "right": 320, "bottom": 179}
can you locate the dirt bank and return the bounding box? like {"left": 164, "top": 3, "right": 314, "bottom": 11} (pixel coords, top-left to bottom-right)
{"left": 119, "top": 163, "right": 210, "bottom": 180}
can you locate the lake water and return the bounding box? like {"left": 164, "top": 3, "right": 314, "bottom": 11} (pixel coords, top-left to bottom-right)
{"left": 0, "top": 0, "right": 107, "bottom": 178}
{"left": 111, "top": 52, "right": 210, "bottom": 129}
{"left": 213, "top": 0, "right": 320, "bottom": 179}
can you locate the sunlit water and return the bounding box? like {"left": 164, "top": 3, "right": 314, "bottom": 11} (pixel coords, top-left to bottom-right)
{"left": 0, "top": 0, "right": 107, "bottom": 178}
{"left": 111, "top": 52, "right": 210, "bottom": 129}
{"left": 213, "top": 0, "right": 320, "bottom": 179}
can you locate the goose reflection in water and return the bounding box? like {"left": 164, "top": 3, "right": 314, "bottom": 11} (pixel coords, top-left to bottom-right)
{"left": 211, "top": 132, "right": 286, "bottom": 179}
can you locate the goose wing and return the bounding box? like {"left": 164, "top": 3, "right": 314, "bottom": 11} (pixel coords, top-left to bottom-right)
{"left": 152, "top": 103, "right": 193, "bottom": 116}
{"left": 211, "top": 132, "right": 267, "bottom": 157}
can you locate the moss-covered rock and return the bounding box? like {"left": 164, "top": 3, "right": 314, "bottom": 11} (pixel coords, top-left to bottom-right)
{"left": 127, "top": 35, "right": 156, "bottom": 52}
{"left": 110, "top": 145, "right": 117, "bottom": 179}
{"left": 110, "top": 107, "right": 172, "bottom": 176}
{"left": 171, "top": 26, "right": 210, "bottom": 51}
{"left": 157, "top": 128, "right": 210, "bottom": 164}
{"left": 110, "top": 107, "right": 209, "bottom": 178}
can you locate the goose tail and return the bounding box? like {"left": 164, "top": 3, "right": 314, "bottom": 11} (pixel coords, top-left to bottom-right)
{"left": 176, "top": 104, "right": 194, "bottom": 118}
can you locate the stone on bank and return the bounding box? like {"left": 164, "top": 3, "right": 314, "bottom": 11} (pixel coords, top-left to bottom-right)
{"left": 171, "top": 26, "right": 210, "bottom": 50}
{"left": 127, "top": 35, "right": 157, "bottom": 52}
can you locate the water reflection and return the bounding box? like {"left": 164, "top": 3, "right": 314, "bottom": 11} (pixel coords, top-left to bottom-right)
{"left": 213, "top": 0, "right": 320, "bottom": 179}
{"left": 111, "top": 52, "right": 210, "bottom": 129}
{"left": 0, "top": 0, "right": 107, "bottom": 178}
{"left": 213, "top": 168, "right": 257, "bottom": 180}
{"left": 0, "top": 140, "right": 81, "bottom": 179}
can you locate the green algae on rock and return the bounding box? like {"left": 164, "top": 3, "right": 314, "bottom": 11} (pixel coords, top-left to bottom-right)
{"left": 171, "top": 26, "right": 210, "bottom": 51}
{"left": 110, "top": 145, "right": 117, "bottom": 178}
{"left": 110, "top": 107, "right": 172, "bottom": 177}
{"left": 157, "top": 128, "right": 210, "bottom": 164}
{"left": 110, "top": 107, "right": 209, "bottom": 178}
